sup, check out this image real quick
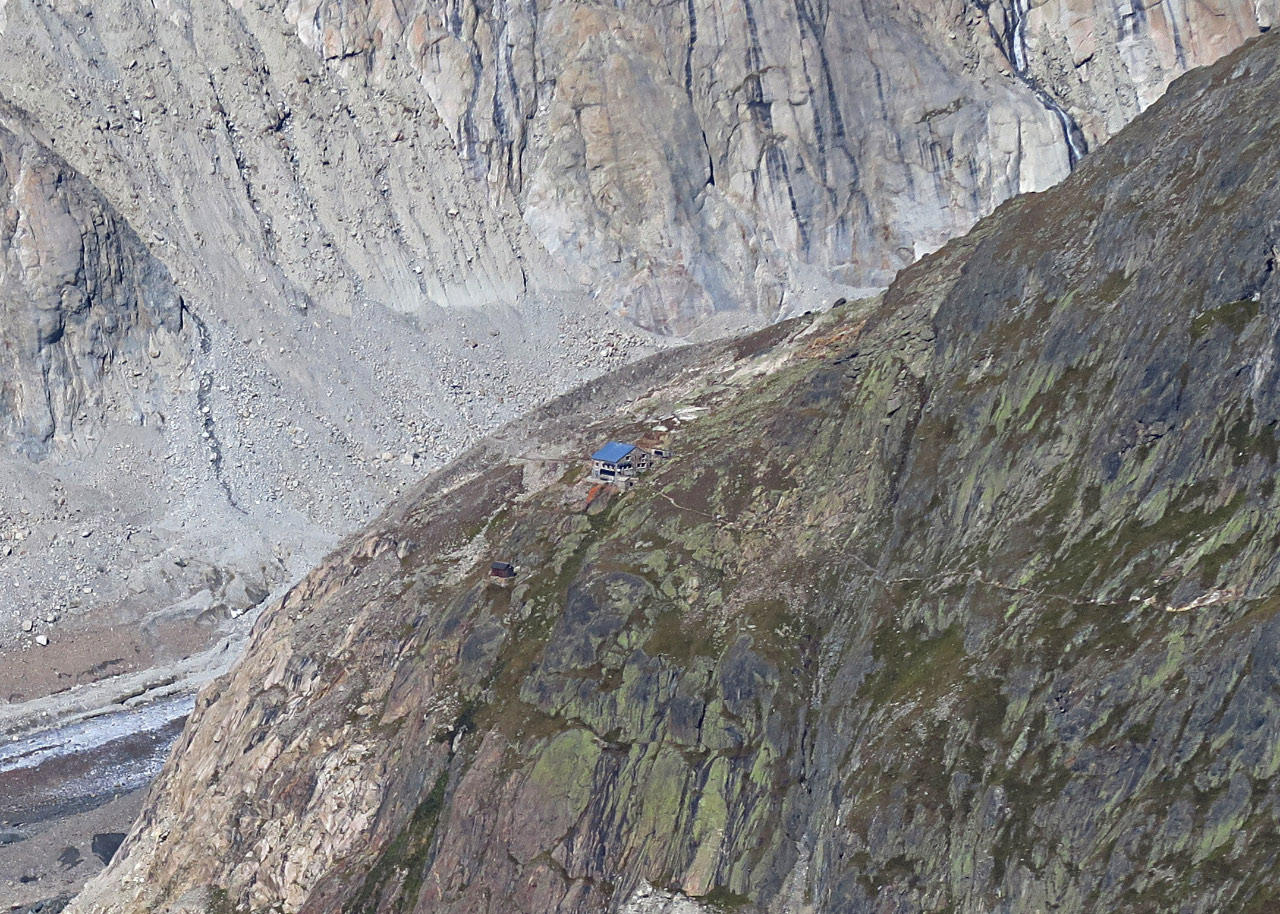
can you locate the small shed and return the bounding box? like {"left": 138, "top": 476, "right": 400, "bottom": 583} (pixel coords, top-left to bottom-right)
{"left": 490, "top": 561, "right": 516, "bottom": 579}
{"left": 591, "top": 441, "right": 651, "bottom": 483}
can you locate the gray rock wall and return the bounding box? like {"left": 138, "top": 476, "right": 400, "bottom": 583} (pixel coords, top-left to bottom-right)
{"left": 1, "top": 0, "right": 1272, "bottom": 340}
{"left": 1012, "top": 0, "right": 1279, "bottom": 142}
{"left": 287, "top": 0, "right": 1275, "bottom": 331}
{"left": 0, "top": 109, "right": 186, "bottom": 454}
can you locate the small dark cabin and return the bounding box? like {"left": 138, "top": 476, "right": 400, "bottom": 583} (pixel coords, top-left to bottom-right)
{"left": 490, "top": 561, "right": 516, "bottom": 579}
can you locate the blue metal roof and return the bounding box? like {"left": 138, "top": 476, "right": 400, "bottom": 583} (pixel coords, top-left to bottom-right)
{"left": 592, "top": 441, "right": 636, "bottom": 463}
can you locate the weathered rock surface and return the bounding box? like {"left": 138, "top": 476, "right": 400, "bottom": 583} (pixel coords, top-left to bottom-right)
{"left": 0, "top": 0, "right": 663, "bottom": 691}
{"left": 69, "top": 32, "right": 1280, "bottom": 914}
{"left": 1013, "top": 0, "right": 1279, "bottom": 143}
{"left": 287, "top": 0, "right": 1275, "bottom": 330}
{"left": 0, "top": 4, "right": 658, "bottom": 902}
{"left": 0, "top": 105, "right": 186, "bottom": 455}
{"left": 0, "top": 0, "right": 1269, "bottom": 688}
{"left": 1, "top": 0, "right": 1275, "bottom": 905}
{"left": 0, "top": 0, "right": 1268, "bottom": 345}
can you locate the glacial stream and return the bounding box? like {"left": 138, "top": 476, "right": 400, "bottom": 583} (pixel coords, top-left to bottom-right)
{"left": 0, "top": 693, "right": 193, "bottom": 825}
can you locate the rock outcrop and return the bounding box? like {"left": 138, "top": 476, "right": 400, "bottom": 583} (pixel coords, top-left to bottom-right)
{"left": 0, "top": 0, "right": 660, "bottom": 529}
{"left": 287, "top": 0, "right": 1275, "bottom": 331}
{"left": 0, "top": 9, "right": 656, "bottom": 902}
{"left": 0, "top": 0, "right": 660, "bottom": 715}
{"left": 0, "top": 105, "right": 186, "bottom": 455}
{"left": 70, "top": 31, "right": 1280, "bottom": 914}
{"left": 0, "top": 0, "right": 1270, "bottom": 339}
{"left": 1, "top": 0, "right": 1276, "bottom": 905}
{"left": 1011, "top": 0, "right": 1279, "bottom": 143}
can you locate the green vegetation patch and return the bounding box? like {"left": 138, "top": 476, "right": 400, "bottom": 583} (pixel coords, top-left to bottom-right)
{"left": 528, "top": 728, "right": 603, "bottom": 812}
{"left": 1190, "top": 298, "right": 1260, "bottom": 340}
{"left": 1096, "top": 270, "right": 1130, "bottom": 303}
{"left": 701, "top": 886, "right": 753, "bottom": 910}
{"left": 349, "top": 769, "right": 450, "bottom": 913}
{"left": 644, "top": 603, "right": 727, "bottom": 665}
{"left": 861, "top": 623, "right": 965, "bottom": 708}
{"left": 1044, "top": 485, "right": 1247, "bottom": 593}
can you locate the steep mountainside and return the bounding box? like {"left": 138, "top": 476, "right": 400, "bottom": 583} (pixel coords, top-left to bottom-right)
{"left": 1012, "top": 0, "right": 1277, "bottom": 141}
{"left": 72, "top": 32, "right": 1280, "bottom": 914}
{"left": 0, "top": 0, "right": 1270, "bottom": 339}
{"left": 288, "top": 0, "right": 1276, "bottom": 329}
{"left": 0, "top": 0, "right": 658, "bottom": 735}
{"left": 0, "top": 6, "right": 657, "bottom": 899}
{"left": 0, "top": 0, "right": 1274, "bottom": 906}
{"left": 0, "top": 0, "right": 1269, "bottom": 676}
{"left": 0, "top": 105, "right": 187, "bottom": 454}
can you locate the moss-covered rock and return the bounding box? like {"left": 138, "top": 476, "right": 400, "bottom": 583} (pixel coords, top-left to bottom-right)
{"left": 70, "top": 30, "right": 1280, "bottom": 914}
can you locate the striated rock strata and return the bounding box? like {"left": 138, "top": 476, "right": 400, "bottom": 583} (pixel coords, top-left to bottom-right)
{"left": 0, "top": 0, "right": 1272, "bottom": 340}
{"left": 286, "top": 0, "right": 1276, "bottom": 330}
{"left": 1010, "top": 0, "right": 1279, "bottom": 143}
{"left": 71, "top": 32, "right": 1280, "bottom": 914}
{"left": 0, "top": 105, "right": 186, "bottom": 455}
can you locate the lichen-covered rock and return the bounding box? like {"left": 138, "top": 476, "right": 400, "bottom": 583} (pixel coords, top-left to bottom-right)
{"left": 70, "top": 31, "right": 1280, "bottom": 914}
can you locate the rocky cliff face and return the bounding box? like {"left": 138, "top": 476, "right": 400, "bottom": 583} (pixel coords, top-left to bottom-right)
{"left": 0, "top": 105, "right": 187, "bottom": 455}
{"left": 70, "top": 31, "right": 1280, "bottom": 914}
{"left": 0, "top": 8, "right": 654, "bottom": 902}
{"left": 0, "top": 0, "right": 668, "bottom": 546}
{"left": 1, "top": 0, "right": 1275, "bottom": 905}
{"left": 0, "top": 0, "right": 659, "bottom": 714}
{"left": 0, "top": 0, "right": 1269, "bottom": 658}
{"left": 286, "top": 0, "right": 1275, "bottom": 331}
{"left": 0, "top": 0, "right": 1268, "bottom": 342}
{"left": 1011, "top": 0, "right": 1278, "bottom": 143}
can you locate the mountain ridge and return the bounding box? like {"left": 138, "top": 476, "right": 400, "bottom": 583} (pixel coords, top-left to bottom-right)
{"left": 67, "top": 29, "right": 1280, "bottom": 914}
